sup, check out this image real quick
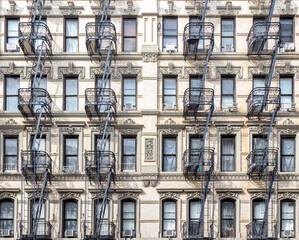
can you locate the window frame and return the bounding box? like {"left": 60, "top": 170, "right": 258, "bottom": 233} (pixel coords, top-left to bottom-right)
{"left": 221, "top": 135, "right": 236, "bottom": 172}
{"left": 122, "top": 76, "right": 137, "bottom": 110}
{"left": 162, "top": 199, "right": 177, "bottom": 237}
{"left": 280, "top": 199, "right": 295, "bottom": 237}
{"left": 4, "top": 76, "right": 20, "bottom": 111}
{"left": 5, "top": 17, "right": 20, "bottom": 52}
{"left": 30, "top": 198, "right": 46, "bottom": 234}
{"left": 280, "top": 136, "right": 295, "bottom": 172}
{"left": 3, "top": 136, "right": 18, "bottom": 172}
{"left": 280, "top": 75, "right": 293, "bottom": 111}
{"left": 122, "top": 18, "right": 137, "bottom": 52}
{"left": 221, "top": 76, "right": 235, "bottom": 111}
{"left": 280, "top": 16, "right": 294, "bottom": 46}
{"left": 63, "top": 135, "right": 79, "bottom": 171}
{"left": 220, "top": 199, "right": 236, "bottom": 238}
{"left": 162, "top": 17, "right": 178, "bottom": 52}
{"left": 121, "top": 199, "right": 136, "bottom": 237}
{"left": 121, "top": 136, "right": 137, "bottom": 172}
{"left": 94, "top": 199, "right": 109, "bottom": 233}
{"left": 163, "top": 76, "right": 177, "bottom": 109}
{"left": 0, "top": 199, "right": 14, "bottom": 236}
{"left": 63, "top": 199, "right": 78, "bottom": 237}
{"left": 162, "top": 136, "right": 177, "bottom": 172}
{"left": 221, "top": 17, "right": 235, "bottom": 52}
{"left": 64, "top": 76, "right": 78, "bottom": 111}
{"left": 64, "top": 17, "right": 79, "bottom": 52}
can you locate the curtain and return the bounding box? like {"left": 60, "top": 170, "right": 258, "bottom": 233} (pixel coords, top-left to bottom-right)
{"left": 122, "top": 202, "right": 135, "bottom": 231}
{"left": 190, "top": 201, "right": 201, "bottom": 219}
{"left": 65, "top": 201, "right": 77, "bottom": 230}
{"left": 222, "top": 138, "right": 234, "bottom": 171}
{"left": 4, "top": 138, "right": 17, "bottom": 170}
{"left": 66, "top": 20, "right": 78, "bottom": 52}
{"left": 0, "top": 201, "right": 13, "bottom": 230}
{"left": 163, "top": 138, "right": 176, "bottom": 172}
{"left": 163, "top": 201, "right": 175, "bottom": 231}
{"left": 221, "top": 201, "right": 235, "bottom": 238}
{"left": 282, "top": 138, "right": 295, "bottom": 172}
{"left": 281, "top": 202, "right": 294, "bottom": 231}
{"left": 253, "top": 201, "right": 265, "bottom": 220}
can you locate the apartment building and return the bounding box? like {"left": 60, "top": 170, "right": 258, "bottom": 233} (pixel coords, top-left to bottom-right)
{"left": 0, "top": 0, "right": 298, "bottom": 239}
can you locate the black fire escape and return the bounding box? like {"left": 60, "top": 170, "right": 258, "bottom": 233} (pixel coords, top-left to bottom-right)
{"left": 83, "top": 0, "right": 116, "bottom": 239}
{"left": 182, "top": 0, "right": 214, "bottom": 239}
{"left": 246, "top": 0, "right": 280, "bottom": 239}
{"left": 18, "top": 0, "right": 53, "bottom": 239}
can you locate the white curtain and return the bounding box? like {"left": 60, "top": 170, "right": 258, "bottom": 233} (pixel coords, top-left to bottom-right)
{"left": 66, "top": 20, "right": 78, "bottom": 52}
{"left": 163, "top": 138, "right": 176, "bottom": 172}
{"left": 281, "top": 202, "right": 294, "bottom": 231}
{"left": 222, "top": 138, "right": 234, "bottom": 171}
{"left": 190, "top": 200, "right": 201, "bottom": 219}
{"left": 163, "top": 201, "right": 175, "bottom": 231}
{"left": 4, "top": 139, "right": 17, "bottom": 170}
{"left": 122, "top": 202, "right": 135, "bottom": 231}
{"left": 0, "top": 201, "right": 13, "bottom": 230}
{"left": 253, "top": 201, "right": 265, "bottom": 220}
{"left": 282, "top": 138, "right": 294, "bottom": 172}
{"left": 65, "top": 201, "right": 77, "bottom": 230}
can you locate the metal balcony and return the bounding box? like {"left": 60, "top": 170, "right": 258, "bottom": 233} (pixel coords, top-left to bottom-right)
{"left": 247, "top": 22, "right": 280, "bottom": 55}
{"left": 183, "top": 221, "right": 213, "bottom": 240}
{"left": 19, "top": 220, "right": 52, "bottom": 240}
{"left": 246, "top": 221, "right": 269, "bottom": 240}
{"left": 183, "top": 148, "right": 214, "bottom": 175}
{"left": 246, "top": 87, "right": 280, "bottom": 118}
{"left": 183, "top": 88, "right": 214, "bottom": 118}
{"left": 85, "top": 88, "right": 117, "bottom": 119}
{"left": 85, "top": 151, "right": 116, "bottom": 178}
{"left": 183, "top": 22, "right": 214, "bottom": 57}
{"left": 247, "top": 148, "right": 278, "bottom": 175}
{"left": 18, "top": 22, "right": 53, "bottom": 55}
{"left": 18, "top": 88, "right": 53, "bottom": 119}
{"left": 21, "top": 150, "right": 52, "bottom": 179}
{"left": 86, "top": 21, "right": 117, "bottom": 55}
{"left": 84, "top": 220, "right": 116, "bottom": 240}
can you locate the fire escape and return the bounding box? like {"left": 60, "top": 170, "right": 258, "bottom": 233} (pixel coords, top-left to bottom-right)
{"left": 246, "top": 0, "right": 281, "bottom": 239}
{"left": 83, "top": 0, "right": 117, "bottom": 239}
{"left": 182, "top": 0, "right": 214, "bottom": 239}
{"left": 18, "top": 0, "right": 53, "bottom": 239}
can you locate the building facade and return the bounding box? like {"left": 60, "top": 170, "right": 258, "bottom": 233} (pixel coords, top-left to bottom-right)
{"left": 0, "top": 0, "right": 298, "bottom": 239}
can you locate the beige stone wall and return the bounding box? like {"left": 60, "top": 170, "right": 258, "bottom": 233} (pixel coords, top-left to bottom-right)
{"left": 0, "top": 0, "right": 299, "bottom": 239}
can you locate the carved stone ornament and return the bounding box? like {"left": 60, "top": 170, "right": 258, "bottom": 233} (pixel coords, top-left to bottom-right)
{"left": 145, "top": 138, "right": 155, "bottom": 161}
{"left": 118, "top": 192, "right": 139, "bottom": 200}
{"left": 118, "top": 128, "right": 140, "bottom": 135}
{"left": 7, "top": 0, "right": 18, "bottom": 14}
{"left": 185, "top": 1, "right": 208, "bottom": 16}
{"left": 123, "top": 119, "right": 136, "bottom": 125}
{"left": 91, "top": 191, "right": 105, "bottom": 200}
{"left": 278, "top": 192, "right": 299, "bottom": 200}
{"left": 165, "top": 0, "right": 176, "bottom": 15}
{"left": 160, "top": 191, "right": 180, "bottom": 200}
{"left": 275, "top": 61, "right": 299, "bottom": 80}
{"left": 60, "top": 192, "right": 81, "bottom": 200}
{"left": 216, "top": 62, "right": 243, "bottom": 80}
{"left": 159, "top": 63, "right": 183, "bottom": 79}
{"left": 187, "top": 192, "right": 202, "bottom": 200}
{"left": 160, "top": 128, "right": 180, "bottom": 135}
{"left": 280, "top": 129, "right": 296, "bottom": 135}
{"left": 4, "top": 119, "right": 17, "bottom": 125}
{"left": 183, "top": 62, "right": 211, "bottom": 80}
{"left": 283, "top": 119, "right": 294, "bottom": 125}
{"left": 142, "top": 53, "right": 158, "bottom": 63}
{"left": 217, "top": 1, "right": 241, "bottom": 15}
{"left": 0, "top": 62, "right": 24, "bottom": 81}
{"left": 91, "top": 5, "right": 115, "bottom": 15}
{"left": 218, "top": 124, "right": 241, "bottom": 134}
{"left": 164, "top": 118, "right": 176, "bottom": 125}
{"left": 250, "top": 192, "right": 265, "bottom": 199}
{"left": 142, "top": 174, "right": 158, "bottom": 187}
{"left": 58, "top": 62, "right": 85, "bottom": 80}
{"left": 61, "top": 125, "right": 81, "bottom": 135}
{"left": 248, "top": 62, "right": 277, "bottom": 80}
{"left": 2, "top": 129, "right": 21, "bottom": 135}
{"left": 90, "top": 65, "right": 115, "bottom": 80}
{"left": 0, "top": 191, "right": 16, "bottom": 200}
{"left": 59, "top": 1, "right": 84, "bottom": 15}
{"left": 112, "top": 62, "right": 142, "bottom": 80}
{"left": 249, "top": 0, "right": 271, "bottom": 15}
{"left": 123, "top": 0, "right": 136, "bottom": 14}
{"left": 218, "top": 191, "right": 240, "bottom": 200}
{"left": 257, "top": 124, "right": 266, "bottom": 134}
{"left": 276, "top": 0, "right": 295, "bottom": 15}
{"left": 25, "top": 66, "right": 52, "bottom": 81}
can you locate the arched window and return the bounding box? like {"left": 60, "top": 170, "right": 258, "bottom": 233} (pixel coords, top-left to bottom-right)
{"left": 281, "top": 200, "right": 295, "bottom": 238}
{"left": 63, "top": 200, "right": 78, "bottom": 237}
{"left": 94, "top": 199, "right": 109, "bottom": 235}
{"left": 30, "top": 199, "right": 45, "bottom": 236}
{"left": 188, "top": 199, "right": 202, "bottom": 237}
{"left": 221, "top": 199, "right": 235, "bottom": 237}
{"left": 121, "top": 199, "right": 136, "bottom": 238}
{"left": 0, "top": 199, "right": 14, "bottom": 237}
{"left": 162, "top": 199, "right": 176, "bottom": 237}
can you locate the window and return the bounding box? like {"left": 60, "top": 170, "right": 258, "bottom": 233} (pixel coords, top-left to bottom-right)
{"left": 121, "top": 200, "right": 136, "bottom": 237}
{"left": 6, "top": 18, "right": 19, "bottom": 51}
{"left": 163, "top": 17, "right": 177, "bottom": 52}
{"left": 32, "top": 76, "right": 47, "bottom": 89}
{"left": 95, "top": 135, "right": 109, "bottom": 151}
{"left": 280, "top": 76, "right": 293, "bottom": 110}
{"left": 221, "top": 200, "right": 235, "bottom": 237}
{"left": 63, "top": 200, "right": 78, "bottom": 237}
{"left": 30, "top": 199, "right": 45, "bottom": 235}
{"left": 4, "top": 137, "right": 18, "bottom": 172}
{"left": 280, "top": 17, "right": 293, "bottom": 46}
{"left": 94, "top": 199, "right": 109, "bottom": 235}
{"left": 64, "top": 77, "right": 78, "bottom": 111}
{"left": 221, "top": 18, "right": 234, "bottom": 52}
{"left": 281, "top": 200, "right": 295, "bottom": 237}
{"left": 63, "top": 136, "right": 78, "bottom": 172}
{"left": 253, "top": 199, "right": 265, "bottom": 234}
{"left": 253, "top": 76, "right": 265, "bottom": 89}
{"left": 162, "top": 200, "right": 176, "bottom": 237}
{"left": 123, "top": 18, "right": 137, "bottom": 52}
{"left": 253, "top": 135, "right": 267, "bottom": 150}
{"left": 5, "top": 76, "right": 20, "bottom": 111}
{"left": 163, "top": 77, "right": 177, "bottom": 109}
{"left": 96, "top": 75, "right": 110, "bottom": 88}
{"left": 189, "top": 17, "right": 204, "bottom": 51}
{"left": 30, "top": 135, "right": 46, "bottom": 151}
{"left": 189, "top": 135, "right": 203, "bottom": 150}
{"left": 221, "top": 136, "right": 235, "bottom": 171}
{"left": 189, "top": 199, "right": 201, "bottom": 236}
{"left": 281, "top": 137, "right": 295, "bottom": 172}
{"left": 0, "top": 200, "right": 14, "bottom": 235}
{"left": 163, "top": 137, "right": 177, "bottom": 172}
{"left": 123, "top": 77, "right": 136, "bottom": 110}
{"left": 221, "top": 77, "right": 234, "bottom": 111}
{"left": 122, "top": 137, "right": 136, "bottom": 171}
{"left": 65, "top": 18, "right": 78, "bottom": 52}
{"left": 190, "top": 76, "right": 202, "bottom": 88}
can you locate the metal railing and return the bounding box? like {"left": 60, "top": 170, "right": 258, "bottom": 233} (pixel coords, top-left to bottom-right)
{"left": 246, "top": 221, "right": 268, "bottom": 239}
{"left": 18, "top": 88, "right": 53, "bottom": 119}
{"left": 85, "top": 151, "right": 116, "bottom": 176}
{"left": 247, "top": 148, "right": 278, "bottom": 175}
{"left": 246, "top": 87, "right": 280, "bottom": 116}
{"left": 19, "top": 220, "right": 52, "bottom": 239}
{"left": 84, "top": 220, "right": 116, "bottom": 239}
{"left": 85, "top": 88, "right": 117, "bottom": 118}
{"left": 21, "top": 150, "right": 52, "bottom": 175}
{"left": 183, "top": 221, "right": 204, "bottom": 239}
{"left": 183, "top": 148, "right": 214, "bottom": 174}
{"left": 247, "top": 22, "right": 280, "bottom": 55}
{"left": 86, "top": 21, "right": 117, "bottom": 55}
{"left": 19, "top": 22, "right": 53, "bottom": 55}
{"left": 183, "top": 22, "right": 214, "bottom": 56}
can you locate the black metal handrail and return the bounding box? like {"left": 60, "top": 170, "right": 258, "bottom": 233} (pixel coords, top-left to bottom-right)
{"left": 183, "top": 148, "right": 214, "bottom": 169}
{"left": 19, "top": 22, "right": 53, "bottom": 55}
{"left": 21, "top": 150, "right": 52, "bottom": 173}
{"left": 183, "top": 87, "right": 214, "bottom": 108}
{"left": 246, "top": 221, "right": 268, "bottom": 239}
{"left": 20, "top": 220, "right": 52, "bottom": 238}
{"left": 86, "top": 21, "right": 117, "bottom": 55}
{"left": 183, "top": 221, "right": 204, "bottom": 239}
{"left": 85, "top": 151, "right": 116, "bottom": 174}
{"left": 84, "top": 220, "right": 116, "bottom": 239}
{"left": 85, "top": 88, "right": 117, "bottom": 108}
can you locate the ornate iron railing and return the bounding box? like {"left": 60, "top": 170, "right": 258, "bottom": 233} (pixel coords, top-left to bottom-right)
{"left": 84, "top": 220, "right": 116, "bottom": 239}
{"left": 183, "top": 221, "right": 204, "bottom": 239}
{"left": 19, "top": 220, "right": 52, "bottom": 239}
{"left": 85, "top": 151, "right": 116, "bottom": 176}
{"left": 246, "top": 221, "right": 268, "bottom": 239}
{"left": 183, "top": 148, "right": 214, "bottom": 174}
{"left": 21, "top": 150, "right": 52, "bottom": 175}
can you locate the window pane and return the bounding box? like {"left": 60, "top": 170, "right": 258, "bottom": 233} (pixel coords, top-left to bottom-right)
{"left": 6, "top": 77, "right": 19, "bottom": 95}
{"left": 190, "top": 77, "right": 202, "bottom": 88}
{"left": 253, "top": 137, "right": 267, "bottom": 150}
{"left": 164, "top": 96, "right": 176, "bottom": 105}
{"left": 5, "top": 138, "right": 17, "bottom": 155}
{"left": 65, "top": 201, "right": 77, "bottom": 219}
{"left": 6, "top": 97, "right": 18, "bottom": 111}
{"left": 280, "top": 77, "right": 292, "bottom": 95}
{"left": 66, "top": 38, "right": 78, "bottom": 52}
{"left": 164, "top": 78, "right": 176, "bottom": 95}
{"left": 222, "top": 78, "right": 234, "bottom": 95}
{"left": 222, "top": 96, "right": 234, "bottom": 110}
{"left": 31, "top": 200, "right": 45, "bottom": 219}
{"left": 0, "top": 201, "right": 13, "bottom": 219}
{"left": 164, "top": 18, "right": 177, "bottom": 31}
{"left": 123, "top": 138, "right": 136, "bottom": 155}
{"left": 282, "top": 201, "right": 294, "bottom": 219}
{"left": 253, "top": 77, "right": 265, "bottom": 88}
{"left": 124, "top": 79, "right": 136, "bottom": 95}
{"left": 124, "top": 96, "right": 136, "bottom": 107}
{"left": 163, "top": 37, "right": 177, "bottom": 48}
{"left": 7, "top": 19, "right": 19, "bottom": 37}
{"left": 190, "top": 137, "right": 202, "bottom": 150}
{"left": 65, "top": 138, "right": 78, "bottom": 155}
{"left": 282, "top": 220, "right": 294, "bottom": 231}
{"left": 65, "top": 97, "right": 78, "bottom": 111}
{"left": 66, "top": 19, "right": 78, "bottom": 37}
{"left": 164, "top": 138, "right": 176, "bottom": 154}
{"left": 221, "top": 38, "right": 234, "bottom": 49}
{"left": 164, "top": 201, "right": 175, "bottom": 218}
{"left": 124, "top": 38, "right": 136, "bottom": 52}
{"left": 282, "top": 138, "right": 294, "bottom": 155}
{"left": 66, "top": 79, "right": 78, "bottom": 95}
{"left": 253, "top": 201, "right": 265, "bottom": 220}
{"left": 190, "top": 200, "right": 201, "bottom": 219}
{"left": 222, "top": 19, "right": 234, "bottom": 36}
{"left": 222, "top": 138, "right": 234, "bottom": 154}
{"left": 222, "top": 201, "right": 234, "bottom": 218}
{"left": 124, "top": 19, "right": 136, "bottom": 36}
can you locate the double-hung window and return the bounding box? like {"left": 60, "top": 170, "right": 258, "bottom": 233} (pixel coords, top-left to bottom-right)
{"left": 121, "top": 200, "right": 136, "bottom": 237}
{"left": 163, "top": 17, "right": 177, "bottom": 52}
{"left": 253, "top": 199, "right": 265, "bottom": 234}
{"left": 123, "top": 77, "right": 136, "bottom": 110}
{"left": 122, "top": 137, "right": 136, "bottom": 171}
{"left": 189, "top": 199, "right": 201, "bottom": 235}
{"left": 221, "top": 18, "right": 234, "bottom": 52}
{"left": 221, "top": 136, "right": 235, "bottom": 171}
{"left": 4, "top": 137, "right": 18, "bottom": 172}
{"left": 5, "top": 76, "right": 20, "bottom": 111}
{"left": 63, "top": 200, "right": 78, "bottom": 237}
{"left": 281, "top": 137, "right": 295, "bottom": 172}
{"left": 30, "top": 199, "right": 45, "bottom": 235}
{"left": 64, "top": 136, "right": 78, "bottom": 172}
{"left": 123, "top": 18, "right": 137, "bottom": 52}
{"left": 94, "top": 200, "right": 109, "bottom": 235}
{"left": 163, "top": 77, "right": 177, "bottom": 109}
{"left": 64, "top": 77, "right": 78, "bottom": 111}
{"left": 6, "top": 18, "right": 19, "bottom": 51}
{"left": 280, "top": 76, "right": 293, "bottom": 110}
{"left": 65, "top": 18, "right": 78, "bottom": 52}
{"left": 221, "top": 77, "right": 234, "bottom": 111}
{"left": 280, "top": 17, "right": 293, "bottom": 46}
{"left": 162, "top": 200, "right": 176, "bottom": 237}
{"left": 163, "top": 137, "right": 177, "bottom": 172}
{"left": 0, "top": 200, "right": 14, "bottom": 236}
{"left": 281, "top": 201, "right": 295, "bottom": 237}
{"left": 221, "top": 200, "right": 235, "bottom": 237}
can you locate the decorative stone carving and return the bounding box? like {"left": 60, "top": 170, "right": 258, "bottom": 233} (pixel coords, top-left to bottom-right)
{"left": 250, "top": 192, "right": 265, "bottom": 199}
{"left": 0, "top": 191, "right": 16, "bottom": 200}
{"left": 91, "top": 5, "right": 115, "bottom": 15}
{"left": 5, "top": 119, "right": 17, "bottom": 125}
{"left": 249, "top": 0, "right": 270, "bottom": 15}
{"left": 90, "top": 65, "right": 115, "bottom": 80}
{"left": 7, "top": 0, "right": 18, "bottom": 14}
{"left": 142, "top": 53, "right": 158, "bottom": 63}
{"left": 25, "top": 66, "right": 52, "bottom": 80}
{"left": 248, "top": 62, "right": 275, "bottom": 79}
{"left": 278, "top": 192, "right": 299, "bottom": 200}
{"left": 165, "top": 0, "right": 176, "bottom": 15}
{"left": 216, "top": 62, "right": 243, "bottom": 80}
{"left": 60, "top": 192, "right": 81, "bottom": 200}
{"left": 2, "top": 129, "right": 21, "bottom": 135}
{"left": 283, "top": 119, "right": 294, "bottom": 125}
{"left": 280, "top": 129, "right": 296, "bottom": 135}
{"left": 142, "top": 174, "right": 158, "bottom": 187}
{"left": 275, "top": 61, "right": 299, "bottom": 80}
{"left": 145, "top": 138, "right": 155, "bottom": 161}
{"left": 118, "top": 129, "right": 140, "bottom": 134}
{"left": 160, "top": 128, "right": 180, "bottom": 135}
{"left": 61, "top": 126, "right": 81, "bottom": 134}
{"left": 123, "top": 119, "right": 136, "bottom": 125}
{"left": 257, "top": 124, "right": 266, "bottom": 134}
{"left": 123, "top": 0, "right": 136, "bottom": 14}
{"left": 58, "top": 62, "right": 85, "bottom": 80}
{"left": 217, "top": 1, "right": 241, "bottom": 15}
{"left": 278, "top": 0, "right": 295, "bottom": 14}
{"left": 160, "top": 191, "right": 180, "bottom": 200}
{"left": 0, "top": 62, "right": 24, "bottom": 81}
{"left": 185, "top": 1, "right": 208, "bottom": 15}
{"left": 218, "top": 191, "right": 240, "bottom": 200}
{"left": 112, "top": 62, "right": 142, "bottom": 80}
{"left": 164, "top": 118, "right": 176, "bottom": 124}
{"left": 59, "top": 1, "right": 84, "bottom": 15}
{"left": 187, "top": 192, "right": 202, "bottom": 199}
{"left": 183, "top": 62, "right": 211, "bottom": 80}
{"left": 159, "top": 63, "right": 183, "bottom": 79}
{"left": 119, "top": 192, "right": 140, "bottom": 200}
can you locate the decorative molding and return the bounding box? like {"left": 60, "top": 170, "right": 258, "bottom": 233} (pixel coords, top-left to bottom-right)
{"left": 90, "top": 64, "right": 115, "bottom": 80}
{"left": 112, "top": 62, "right": 142, "bottom": 80}
{"left": 218, "top": 191, "right": 240, "bottom": 200}
{"left": 123, "top": 0, "right": 136, "bottom": 14}
{"left": 91, "top": 5, "right": 115, "bottom": 15}
{"left": 277, "top": 0, "right": 295, "bottom": 15}
{"left": 0, "top": 191, "right": 17, "bottom": 200}
{"left": 249, "top": 0, "right": 270, "bottom": 15}
{"left": 58, "top": 62, "right": 85, "bottom": 80}
{"left": 249, "top": 192, "right": 265, "bottom": 199}
{"left": 0, "top": 62, "right": 24, "bottom": 81}
{"left": 165, "top": 0, "right": 176, "bottom": 15}
{"left": 142, "top": 53, "right": 158, "bottom": 63}
{"left": 145, "top": 138, "right": 155, "bottom": 161}
{"left": 4, "top": 119, "right": 18, "bottom": 126}
{"left": 278, "top": 192, "right": 299, "bottom": 200}
{"left": 275, "top": 61, "right": 299, "bottom": 80}
{"left": 164, "top": 118, "right": 176, "bottom": 125}
{"left": 7, "top": 0, "right": 18, "bottom": 14}
{"left": 159, "top": 128, "right": 181, "bottom": 135}
{"left": 248, "top": 62, "right": 274, "bottom": 79}
{"left": 159, "top": 191, "right": 180, "bottom": 200}
{"left": 123, "top": 118, "right": 136, "bottom": 125}
{"left": 61, "top": 125, "right": 82, "bottom": 134}
{"left": 59, "top": 1, "right": 84, "bottom": 15}
{"left": 25, "top": 66, "right": 52, "bottom": 80}
{"left": 186, "top": 192, "right": 202, "bottom": 200}
{"left": 217, "top": 1, "right": 241, "bottom": 15}
{"left": 185, "top": 1, "right": 209, "bottom": 15}
{"left": 142, "top": 174, "right": 158, "bottom": 187}
{"left": 217, "top": 124, "right": 241, "bottom": 134}
{"left": 216, "top": 62, "right": 243, "bottom": 80}
{"left": 183, "top": 62, "right": 211, "bottom": 80}
{"left": 118, "top": 191, "right": 140, "bottom": 200}
{"left": 158, "top": 63, "right": 183, "bottom": 79}
{"left": 280, "top": 128, "right": 297, "bottom": 135}
{"left": 60, "top": 192, "right": 81, "bottom": 200}
{"left": 2, "top": 129, "right": 22, "bottom": 135}
{"left": 283, "top": 119, "right": 294, "bottom": 125}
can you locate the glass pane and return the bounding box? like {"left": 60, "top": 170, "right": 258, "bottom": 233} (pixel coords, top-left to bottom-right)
{"left": 253, "top": 77, "right": 265, "bottom": 88}
{"left": 31, "top": 200, "right": 45, "bottom": 219}
{"left": 190, "top": 201, "right": 200, "bottom": 219}
{"left": 123, "top": 220, "right": 135, "bottom": 230}
{"left": 6, "top": 77, "right": 20, "bottom": 95}
{"left": 95, "top": 200, "right": 109, "bottom": 219}
{"left": 222, "top": 156, "right": 234, "bottom": 171}
{"left": 96, "top": 137, "right": 109, "bottom": 151}
{"left": 0, "top": 201, "right": 13, "bottom": 218}
{"left": 280, "top": 77, "right": 292, "bottom": 95}
{"left": 65, "top": 97, "right": 78, "bottom": 111}
{"left": 164, "top": 138, "right": 176, "bottom": 154}
{"left": 163, "top": 156, "right": 176, "bottom": 171}
{"left": 6, "top": 96, "right": 18, "bottom": 111}
{"left": 163, "top": 37, "right": 177, "bottom": 49}
{"left": 164, "top": 18, "right": 177, "bottom": 31}
{"left": 221, "top": 38, "right": 234, "bottom": 50}
{"left": 253, "top": 201, "right": 265, "bottom": 220}
{"left": 124, "top": 19, "right": 136, "bottom": 36}
{"left": 222, "top": 19, "right": 234, "bottom": 36}
{"left": 222, "top": 201, "right": 234, "bottom": 218}
{"left": 65, "top": 201, "right": 77, "bottom": 219}
{"left": 222, "top": 138, "right": 234, "bottom": 154}
{"left": 163, "top": 220, "right": 176, "bottom": 231}
{"left": 123, "top": 138, "right": 136, "bottom": 155}
{"left": 282, "top": 138, "right": 295, "bottom": 155}
{"left": 65, "top": 220, "right": 77, "bottom": 230}
{"left": 66, "top": 79, "right": 78, "bottom": 95}
{"left": 7, "top": 19, "right": 19, "bottom": 37}
{"left": 33, "top": 76, "right": 47, "bottom": 89}
{"left": 123, "top": 156, "right": 135, "bottom": 170}
{"left": 221, "top": 220, "right": 234, "bottom": 237}
{"left": 282, "top": 201, "right": 294, "bottom": 219}
{"left": 65, "top": 138, "right": 78, "bottom": 154}
{"left": 222, "top": 96, "right": 234, "bottom": 110}
{"left": 282, "top": 220, "right": 294, "bottom": 231}
{"left": 164, "top": 78, "right": 176, "bottom": 95}
{"left": 190, "top": 137, "right": 202, "bottom": 150}
{"left": 124, "top": 78, "right": 136, "bottom": 95}
{"left": 66, "top": 19, "right": 78, "bottom": 37}
{"left": 253, "top": 137, "right": 267, "bottom": 150}
{"left": 7, "top": 37, "right": 19, "bottom": 45}
{"left": 66, "top": 38, "right": 78, "bottom": 52}
{"left": 5, "top": 138, "right": 17, "bottom": 155}
{"left": 164, "top": 96, "right": 176, "bottom": 105}
{"left": 123, "top": 202, "right": 135, "bottom": 219}
{"left": 281, "top": 96, "right": 292, "bottom": 110}
{"left": 31, "top": 137, "right": 46, "bottom": 151}
{"left": 222, "top": 78, "right": 234, "bottom": 94}
{"left": 164, "top": 201, "right": 175, "bottom": 218}
{"left": 280, "top": 18, "right": 293, "bottom": 37}
{"left": 124, "top": 96, "right": 136, "bottom": 107}
{"left": 124, "top": 38, "right": 136, "bottom": 52}
{"left": 190, "top": 77, "right": 202, "bottom": 88}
